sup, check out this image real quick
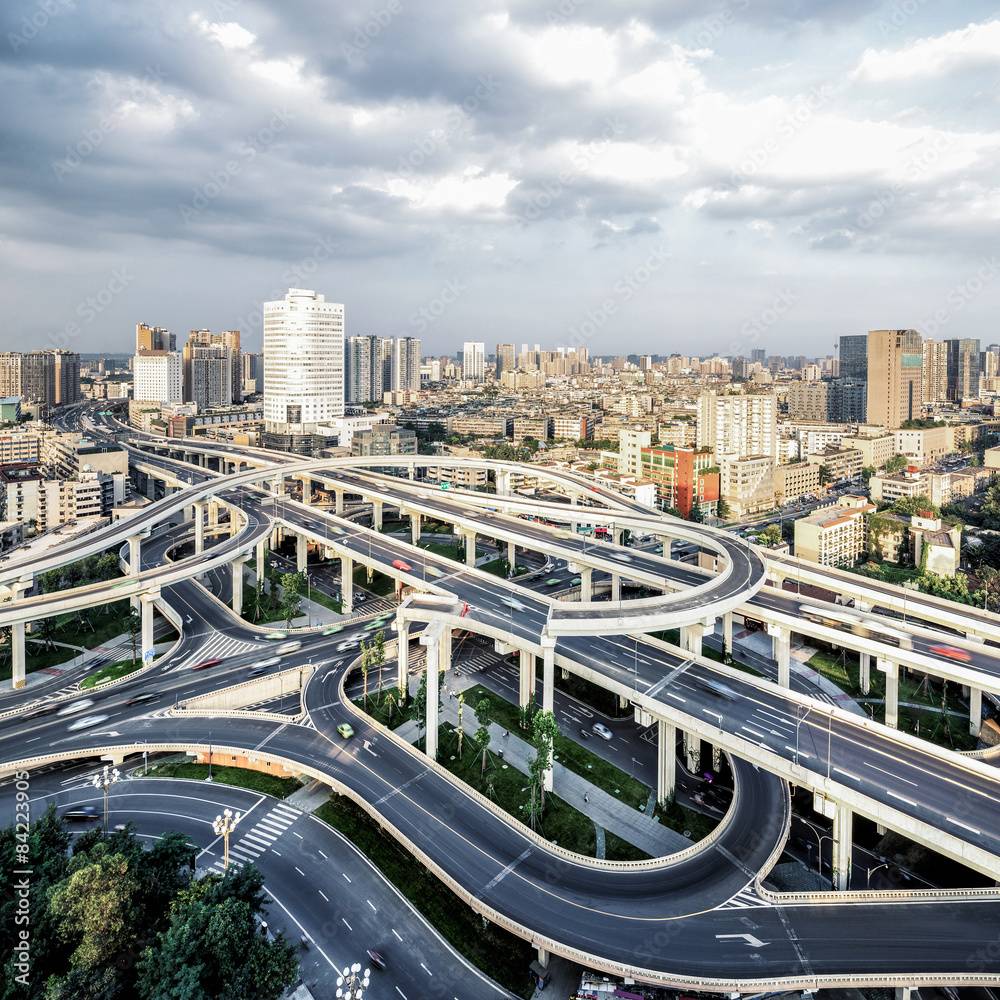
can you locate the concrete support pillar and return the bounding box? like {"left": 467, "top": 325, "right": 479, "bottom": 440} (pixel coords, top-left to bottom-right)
{"left": 255, "top": 538, "right": 268, "bottom": 575}
{"left": 611, "top": 573, "right": 621, "bottom": 601}
{"left": 542, "top": 640, "right": 555, "bottom": 793}
{"left": 518, "top": 650, "right": 536, "bottom": 710}
{"left": 535, "top": 946, "right": 549, "bottom": 969}
{"left": 580, "top": 566, "right": 592, "bottom": 600}
{"left": 208, "top": 502, "right": 219, "bottom": 526}
{"left": 335, "top": 489, "right": 344, "bottom": 515}
{"left": 140, "top": 592, "right": 156, "bottom": 664}
{"left": 657, "top": 719, "right": 676, "bottom": 802}
{"left": 272, "top": 475, "right": 284, "bottom": 496}
{"left": 680, "top": 623, "right": 703, "bottom": 657}
{"left": 11, "top": 621, "right": 25, "bottom": 690}
{"left": 877, "top": 657, "right": 899, "bottom": 729}
{"left": 341, "top": 556, "right": 353, "bottom": 613}
{"left": 421, "top": 626, "right": 444, "bottom": 761}
{"left": 712, "top": 745, "right": 722, "bottom": 771}
{"left": 859, "top": 652, "right": 871, "bottom": 695}
{"left": 299, "top": 476, "right": 312, "bottom": 505}
{"left": 396, "top": 616, "right": 408, "bottom": 692}
{"left": 296, "top": 533, "right": 308, "bottom": 573}
{"left": 832, "top": 800, "right": 852, "bottom": 891}
{"left": 722, "top": 612, "right": 733, "bottom": 659}
{"left": 497, "top": 471, "right": 510, "bottom": 496}
{"left": 232, "top": 558, "right": 247, "bottom": 615}
{"left": 193, "top": 502, "right": 205, "bottom": 555}
{"left": 507, "top": 540, "right": 515, "bottom": 570}
{"left": 407, "top": 464, "right": 415, "bottom": 481}
{"left": 613, "top": 527, "right": 623, "bottom": 545}
{"left": 895, "top": 988, "right": 912, "bottom": 1000}
{"left": 658, "top": 535, "right": 672, "bottom": 559}
{"left": 127, "top": 535, "right": 142, "bottom": 576}
{"left": 771, "top": 626, "right": 790, "bottom": 688}
{"left": 970, "top": 686, "right": 983, "bottom": 737}
{"left": 410, "top": 511, "right": 420, "bottom": 545}
{"left": 441, "top": 627, "right": 452, "bottom": 679}
{"left": 684, "top": 731, "right": 699, "bottom": 772}
{"left": 465, "top": 531, "right": 476, "bottom": 568}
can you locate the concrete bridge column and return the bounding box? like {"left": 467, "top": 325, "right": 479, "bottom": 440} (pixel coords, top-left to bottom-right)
{"left": 684, "top": 731, "right": 699, "bottom": 772}
{"left": 877, "top": 657, "right": 899, "bottom": 729}
{"left": 140, "top": 592, "right": 156, "bottom": 664}
{"left": 341, "top": 556, "right": 353, "bottom": 613}
{"left": 610, "top": 573, "right": 621, "bottom": 601}
{"left": 296, "top": 533, "right": 308, "bottom": 573}
{"left": 767, "top": 623, "right": 791, "bottom": 688}
{"left": 580, "top": 566, "right": 592, "bottom": 600}
{"left": 970, "top": 686, "right": 983, "bottom": 736}
{"left": 298, "top": 476, "right": 312, "bottom": 505}
{"left": 518, "top": 649, "right": 536, "bottom": 711}
{"left": 127, "top": 535, "right": 143, "bottom": 576}
{"left": 722, "top": 612, "right": 733, "bottom": 658}
{"left": 464, "top": 531, "right": 477, "bottom": 568}
{"left": 193, "top": 502, "right": 205, "bottom": 554}
{"left": 272, "top": 475, "right": 285, "bottom": 496}
{"left": 411, "top": 511, "right": 420, "bottom": 545}
{"left": 680, "top": 621, "right": 712, "bottom": 657}
{"left": 232, "top": 557, "right": 247, "bottom": 616}
{"left": 372, "top": 500, "right": 383, "bottom": 531}
{"left": 833, "top": 800, "right": 852, "bottom": 890}
{"left": 407, "top": 464, "right": 415, "bottom": 481}
{"left": 11, "top": 621, "right": 25, "bottom": 690}
{"left": 613, "top": 527, "right": 623, "bottom": 545}
{"left": 859, "top": 652, "right": 871, "bottom": 695}
{"left": 335, "top": 489, "right": 344, "bottom": 515}
{"left": 541, "top": 638, "right": 555, "bottom": 792}
{"left": 208, "top": 501, "right": 218, "bottom": 526}
{"left": 421, "top": 623, "right": 447, "bottom": 761}
{"left": 497, "top": 471, "right": 510, "bottom": 496}
{"left": 255, "top": 538, "right": 268, "bottom": 574}
{"left": 658, "top": 535, "right": 673, "bottom": 559}
{"left": 535, "top": 946, "right": 549, "bottom": 969}
{"left": 506, "top": 540, "right": 516, "bottom": 569}
{"left": 395, "top": 615, "right": 408, "bottom": 692}
{"left": 657, "top": 719, "right": 676, "bottom": 802}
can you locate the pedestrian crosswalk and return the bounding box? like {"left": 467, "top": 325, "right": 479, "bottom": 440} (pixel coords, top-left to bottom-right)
{"left": 220, "top": 803, "right": 301, "bottom": 868}
{"left": 174, "top": 633, "right": 265, "bottom": 669}
{"left": 717, "top": 886, "right": 770, "bottom": 909}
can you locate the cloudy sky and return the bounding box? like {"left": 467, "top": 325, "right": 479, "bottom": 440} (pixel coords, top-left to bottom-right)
{"left": 2, "top": 0, "right": 999, "bottom": 360}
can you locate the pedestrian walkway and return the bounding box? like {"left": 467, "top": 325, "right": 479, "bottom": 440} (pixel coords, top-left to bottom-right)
{"left": 285, "top": 778, "right": 332, "bottom": 812}
{"left": 223, "top": 802, "right": 302, "bottom": 869}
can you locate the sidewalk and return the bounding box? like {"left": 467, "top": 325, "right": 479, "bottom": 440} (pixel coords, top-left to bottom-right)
{"left": 393, "top": 667, "right": 689, "bottom": 858}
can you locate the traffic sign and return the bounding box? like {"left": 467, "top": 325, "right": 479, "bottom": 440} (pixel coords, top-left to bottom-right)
{"left": 144, "top": 648, "right": 154, "bottom": 661}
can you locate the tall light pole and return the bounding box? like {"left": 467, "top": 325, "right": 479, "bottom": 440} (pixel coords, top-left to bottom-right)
{"left": 867, "top": 862, "right": 889, "bottom": 888}
{"left": 92, "top": 764, "right": 120, "bottom": 837}
{"left": 337, "top": 962, "right": 370, "bottom": 1000}
{"left": 213, "top": 808, "right": 242, "bottom": 871}
{"left": 206, "top": 731, "right": 214, "bottom": 782}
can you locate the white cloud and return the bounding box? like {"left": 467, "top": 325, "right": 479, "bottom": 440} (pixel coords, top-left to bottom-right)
{"left": 190, "top": 16, "right": 257, "bottom": 51}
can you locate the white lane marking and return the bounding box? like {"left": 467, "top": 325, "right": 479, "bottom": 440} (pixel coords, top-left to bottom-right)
{"left": 865, "top": 762, "right": 917, "bottom": 786}
{"left": 343, "top": 918, "right": 352, "bottom": 930}
{"left": 421, "top": 963, "right": 432, "bottom": 975}
{"left": 343, "top": 873, "right": 352, "bottom": 882}
{"left": 295, "top": 867, "right": 305, "bottom": 876}
{"left": 319, "top": 890, "right": 329, "bottom": 901}
{"left": 741, "top": 726, "right": 767, "bottom": 740}
{"left": 367, "top": 899, "right": 377, "bottom": 911}
{"left": 392, "top": 928, "right": 402, "bottom": 941}
{"left": 319, "top": 850, "right": 327, "bottom": 859}
{"left": 396, "top": 989, "right": 407, "bottom": 999}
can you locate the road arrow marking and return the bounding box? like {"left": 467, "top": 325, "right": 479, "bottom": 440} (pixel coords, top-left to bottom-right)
{"left": 715, "top": 933, "right": 769, "bottom": 948}
{"left": 362, "top": 740, "right": 378, "bottom": 756}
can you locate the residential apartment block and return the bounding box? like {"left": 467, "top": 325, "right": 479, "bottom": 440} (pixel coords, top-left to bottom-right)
{"left": 794, "top": 496, "right": 875, "bottom": 567}
{"left": 640, "top": 445, "right": 719, "bottom": 518}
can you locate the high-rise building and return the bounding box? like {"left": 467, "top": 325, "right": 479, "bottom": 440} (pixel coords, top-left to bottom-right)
{"left": 839, "top": 335, "right": 868, "bottom": 380}
{"left": 983, "top": 348, "right": 1000, "bottom": 379}
{"left": 462, "top": 341, "right": 485, "bottom": 382}
{"left": 53, "top": 351, "right": 81, "bottom": 405}
{"left": 946, "top": 338, "right": 980, "bottom": 402}
{"left": 391, "top": 337, "right": 421, "bottom": 393}
{"left": 750, "top": 348, "right": 766, "bottom": 364}
{"left": 496, "top": 343, "right": 516, "bottom": 380}
{"left": 183, "top": 329, "right": 241, "bottom": 405}
{"left": 263, "top": 288, "right": 345, "bottom": 435}
{"left": 133, "top": 350, "right": 182, "bottom": 403}
{"left": 787, "top": 381, "right": 829, "bottom": 422}
{"left": 921, "top": 340, "right": 948, "bottom": 403}
{"left": 0, "top": 351, "right": 80, "bottom": 409}
{"left": 346, "top": 335, "right": 391, "bottom": 403}
{"left": 696, "top": 390, "right": 778, "bottom": 459}
{"left": 866, "top": 329, "right": 923, "bottom": 428}
{"left": 136, "top": 323, "right": 175, "bottom": 353}
{"left": 827, "top": 378, "right": 867, "bottom": 423}
{"left": 242, "top": 352, "right": 263, "bottom": 394}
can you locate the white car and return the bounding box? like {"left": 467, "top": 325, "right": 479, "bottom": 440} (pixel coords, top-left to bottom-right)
{"left": 592, "top": 723, "right": 613, "bottom": 740}
{"left": 68, "top": 715, "right": 109, "bottom": 732}
{"left": 610, "top": 552, "right": 632, "bottom": 563}
{"left": 501, "top": 596, "right": 527, "bottom": 612}
{"left": 56, "top": 698, "right": 94, "bottom": 717}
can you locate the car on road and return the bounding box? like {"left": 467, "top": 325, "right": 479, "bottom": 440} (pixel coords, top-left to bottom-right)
{"left": 276, "top": 641, "right": 302, "bottom": 656}
{"left": 337, "top": 723, "right": 354, "bottom": 738}
{"left": 364, "top": 619, "right": 387, "bottom": 631}
{"left": 501, "top": 596, "right": 527, "bottom": 612}
{"left": 329, "top": 526, "right": 346, "bottom": 536}
{"left": 125, "top": 693, "right": 160, "bottom": 707}
{"left": 610, "top": 552, "right": 632, "bottom": 562}
{"left": 544, "top": 578, "right": 562, "bottom": 587}
{"left": 367, "top": 950, "right": 386, "bottom": 970}
{"left": 336, "top": 639, "right": 359, "bottom": 652}
{"left": 930, "top": 644, "right": 972, "bottom": 662}
{"left": 578, "top": 727, "right": 591, "bottom": 740}
{"left": 391, "top": 559, "right": 412, "bottom": 572}
{"left": 67, "top": 714, "right": 110, "bottom": 732}
{"left": 24, "top": 704, "right": 56, "bottom": 720}
{"left": 192, "top": 658, "right": 222, "bottom": 671}
{"left": 62, "top": 805, "right": 100, "bottom": 821}
{"left": 264, "top": 632, "right": 287, "bottom": 640}
{"left": 425, "top": 566, "right": 444, "bottom": 578}
{"left": 56, "top": 698, "right": 95, "bottom": 717}
{"left": 592, "top": 723, "right": 613, "bottom": 740}
{"left": 322, "top": 624, "right": 345, "bottom": 635}
{"left": 571, "top": 577, "right": 581, "bottom": 586}
{"left": 696, "top": 676, "right": 738, "bottom": 700}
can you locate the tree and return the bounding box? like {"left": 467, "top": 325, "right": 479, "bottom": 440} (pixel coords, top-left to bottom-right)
{"left": 33, "top": 614, "right": 59, "bottom": 652}
{"left": 372, "top": 629, "right": 386, "bottom": 703}
{"left": 817, "top": 464, "right": 834, "bottom": 487}
{"left": 715, "top": 496, "right": 732, "bottom": 522}
{"left": 279, "top": 571, "right": 305, "bottom": 628}
{"left": 759, "top": 523, "right": 782, "bottom": 546}
{"left": 861, "top": 465, "right": 877, "bottom": 483}
{"left": 884, "top": 453, "right": 908, "bottom": 474}
{"left": 125, "top": 607, "right": 142, "bottom": 664}
{"left": 526, "top": 710, "right": 559, "bottom": 826}
{"left": 474, "top": 696, "right": 492, "bottom": 775}
{"left": 890, "top": 495, "right": 939, "bottom": 518}
{"left": 359, "top": 639, "right": 372, "bottom": 711}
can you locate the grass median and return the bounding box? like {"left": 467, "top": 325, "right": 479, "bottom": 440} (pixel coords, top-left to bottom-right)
{"left": 137, "top": 761, "right": 304, "bottom": 799}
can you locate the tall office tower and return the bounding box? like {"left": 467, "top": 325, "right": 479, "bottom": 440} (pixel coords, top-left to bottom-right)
{"left": 463, "top": 341, "right": 485, "bottom": 382}
{"left": 392, "top": 336, "right": 422, "bottom": 392}
{"left": 52, "top": 350, "right": 81, "bottom": 405}
{"left": 827, "top": 378, "right": 867, "bottom": 423}
{"left": 136, "top": 323, "right": 175, "bottom": 353}
{"left": 921, "top": 339, "right": 948, "bottom": 403}
{"left": 982, "top": 349, "right": 999, "bottom": 379}
{"left": 946, "top": 338, "right": 980, "bottom": 402}
{"left": 263, "top": 288, "right": 344, "bottom": 434}
{"left": 839, "top": 335, "right": 868, "bottom": 380}
{"left": 0, "top": 353, "right": 23, "bottom": 399}
{"left": 496, "top": 343, "right": 516, "bottom": 380}
{"left": 187, "top": 346, "right": 233, "bottom": 409}
{"left": 22, "top": 352, "right": 57, "bottom": 407}
{"left": 242, "top": 352, "right": 263, "bottom": 394}
{"left": 346, "top": 335, "right": 390, "bottom": 403}
{"left": 750, "top": 348, "right": 766, "bottom": 364}
{"left": 866, "top": 329, "right": 923, "bottom": 428}
{"left": 183, "top": 329, "right": 241, "bottom": 405}
{"left": 696, "top": 390, "right": 778, "bottom": 458}
{"left": 133, "top": 351, "right": 182, "bottom": 403}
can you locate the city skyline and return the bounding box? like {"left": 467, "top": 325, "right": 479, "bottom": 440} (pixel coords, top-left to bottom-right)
{"left": 2, "top": 3, "right": 999, "bottom": 357}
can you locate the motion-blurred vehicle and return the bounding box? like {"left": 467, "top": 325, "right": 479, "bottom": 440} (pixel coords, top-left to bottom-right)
{"left": 192, "top": 658, "right": 222, "bottom": 671}
{"left": 62, "top": 805, "right": 100, "bottom": 821}
{"left": 337, "top": 723, "right": 354, "bottom": 738}
{"left": 276, "top": 641, "right": 302, "bottom": 656}
{"left": 391, "top": 559, "right": 411, "bottom": 572}
{"left": 67, "top": 714, "right": 109, "bottom": 732}
{"left": 501, "top": 596, "right": 527, "bottom": 611}
{"left": 930, "top": 644, "right": 972, "bottom": 662}
{"left": 56, "top": 698, "right": 94, "bottom": 717}
{"left": 798, "top": 606, "right": 913, "bottom": 650}
{"left": 696, "top": 676, "right": 737, "bottom": 700}
{"left": 592, "top": 722, "right": 613, "bottom": 740}
{"left": 125, "top": 693, "right": 160, "bottom": 707}
{"left": 367, "top": 950, "right": 386, "bottom": 970}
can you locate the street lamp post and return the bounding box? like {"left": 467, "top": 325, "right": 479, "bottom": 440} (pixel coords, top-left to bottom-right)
{"left": 802, "top": 820, "right": 834, "bottom": 883}
{"left": 866, "top": 862, "right": 889, "bottom": 888}
{"left": 92, "top": 764, "right": 120, "bottom": 837}
{"left": 793, "top": 705, "right": 812, "bottom": 767}
{"left": 336, "top": 962, "right": 370, "bottom": 1000}
{"left": 206, "top": 731, "right": 214, "bottom": 782}
{"left": 213, "top": 808, "right": 242, "bottom": 870}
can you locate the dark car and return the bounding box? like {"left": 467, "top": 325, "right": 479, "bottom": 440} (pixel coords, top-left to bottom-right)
{"left": 63, "top": 805, "right": 100, "bottom": 821}
{"left": 23, "top": 705, "right": 56, "bottom": 720}
{"left": 367, "top": 950, "right": 386, "bottom": 970}
{"left": 125, "top": 693, "right": 160, "bottom": 707}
